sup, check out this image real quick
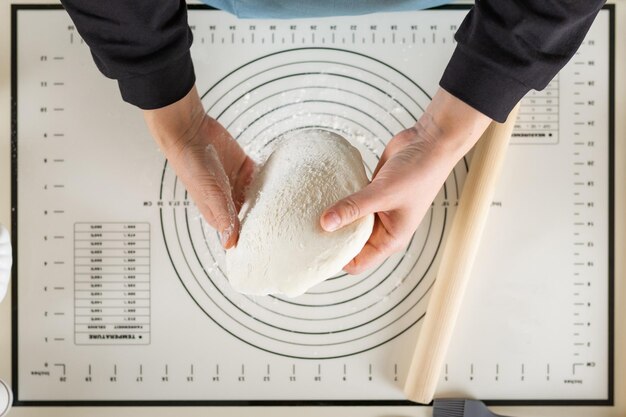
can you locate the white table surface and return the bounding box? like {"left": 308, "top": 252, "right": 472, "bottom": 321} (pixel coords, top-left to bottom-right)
{"left": 0, "top": 1, "right": 624, "bottom": 416}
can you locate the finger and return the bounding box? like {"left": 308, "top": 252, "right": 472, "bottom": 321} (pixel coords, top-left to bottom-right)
{"left": 231, "top": 156, "right": 256, "bottom": 213}
{"left": 371, "top": 127, "right": 410, "bottom": 179}
{"left": 205, "top": 117, "right": 253, "bottom": 187}
{"left": 320, "top": 139, "right": 389, "bottom": 232}
{"left": 343, "top": 216, "right": 409, "bottom": 275}
{"left": 194, "top": 177, "right": 240, "bottom": 247}
{"left": 198, "top": 205, "right": 239, "bottom": 250}
{"left": 200, "top": 145, "right": 241, "bottom": 248}
{"left": 343, "top": 241, "right": 384, "bottom": 275}
{"left": 196, "top": 201, "right": 217, "bottom": 229}
{"left": 207, "top": 187, "right": 239, "bottom": 249}
{"left": 196, "top": 199, "right": 240, "bottom": 250}
{"left": 320, "top": 181, "right": 387, "bottom": 232}
{"left": 372, "top": 146, "right": 390, "bottom": 179}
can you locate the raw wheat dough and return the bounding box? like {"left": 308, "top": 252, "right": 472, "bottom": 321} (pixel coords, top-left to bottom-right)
{"left": 226, "top": 129, "right": 374, "bottom": 297}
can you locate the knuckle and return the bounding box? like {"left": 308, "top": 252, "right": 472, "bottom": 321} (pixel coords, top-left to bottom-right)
{"left": 340, "top": 197, "right": 361, "bottom": 221}
{"left": 172, "top": 135, "right": 202, "bottom": 162}
{"left": 395, "top": 128, "right": 417, "bottom": 145}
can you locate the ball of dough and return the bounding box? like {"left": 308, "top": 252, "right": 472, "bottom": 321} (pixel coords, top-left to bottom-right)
{"left": 226, "top": 129, "right": 374, "bottom": 298}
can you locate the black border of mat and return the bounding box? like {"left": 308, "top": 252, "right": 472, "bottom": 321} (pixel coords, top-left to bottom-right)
{"left": 10, "top": 3, "right": 616, "bottom": 407}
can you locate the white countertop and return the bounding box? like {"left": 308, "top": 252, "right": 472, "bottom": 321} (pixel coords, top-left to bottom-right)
{"left": 0, "top": 1, "right": 624, "bottom": 416}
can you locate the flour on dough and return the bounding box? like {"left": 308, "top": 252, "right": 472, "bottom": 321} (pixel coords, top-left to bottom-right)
{"left": 226, "top": 129, "right": 374, "bottom": 297}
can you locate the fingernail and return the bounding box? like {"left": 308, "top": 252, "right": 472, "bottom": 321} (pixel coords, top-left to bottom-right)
{"left": 220, "top": 225, "right": 234, "bottom": 247}
{"left": 322, "top": 211, "right": 341, "bottom": 232}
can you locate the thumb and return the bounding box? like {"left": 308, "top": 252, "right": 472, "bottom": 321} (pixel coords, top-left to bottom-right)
{"left": 195, "top": 145, "right": 241, "bottom": 249}
{"left": 195, "top": 175, "right": 240, "bottom": 248}
{"left": 209, "top": 174, "right": 240, "bottom": 249}
{"left": 320, "top": 182, "right": 382, "bottom": 232}
{"left": 212, "top": 193, "right": 240, "bottom": 249}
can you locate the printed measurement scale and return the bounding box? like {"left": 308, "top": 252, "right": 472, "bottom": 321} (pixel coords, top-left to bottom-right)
{"left": 11, "top": 5, "right": 613, "bottom": 405}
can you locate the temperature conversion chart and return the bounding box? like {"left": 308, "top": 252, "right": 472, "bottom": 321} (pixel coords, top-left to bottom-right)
{"left": 11, "top": 5, "right": 614, "bottom": 406}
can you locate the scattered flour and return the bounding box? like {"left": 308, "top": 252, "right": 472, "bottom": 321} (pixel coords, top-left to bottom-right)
{"left": 226, "top": 129, "right": 374, "bottom": 297}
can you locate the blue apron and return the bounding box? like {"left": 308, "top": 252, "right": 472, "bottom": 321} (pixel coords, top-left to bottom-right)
{"left": 202, "top": 0, "right": 450, "bottom": 19}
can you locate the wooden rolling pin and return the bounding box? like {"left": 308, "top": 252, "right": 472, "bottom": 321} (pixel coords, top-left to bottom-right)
{"left": 403, "top": 104, "right": 521, "bottom": 404}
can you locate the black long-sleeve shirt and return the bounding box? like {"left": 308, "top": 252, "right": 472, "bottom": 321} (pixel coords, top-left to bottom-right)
{"left": 60, "top": 0, "right": 605, "bottom": 122}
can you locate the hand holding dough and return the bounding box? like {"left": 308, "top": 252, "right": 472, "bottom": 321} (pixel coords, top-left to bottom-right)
{"left": 226, "top": 129, "right": 374, "bottom": 297}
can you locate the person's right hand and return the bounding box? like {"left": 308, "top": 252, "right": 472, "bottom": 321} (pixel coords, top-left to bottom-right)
{"left": 320, "top": 88, "right": 492, "bottom": 273}
{"left": 144, "top": 86, "right": 255, "bottom": 248}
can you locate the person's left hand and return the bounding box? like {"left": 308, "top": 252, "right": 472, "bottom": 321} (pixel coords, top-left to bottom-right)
{"left": 144, "top": 86, "right": 255, "bottom": 248}
{"left": 320, "top": 88, "right": 491, "bottom": 274}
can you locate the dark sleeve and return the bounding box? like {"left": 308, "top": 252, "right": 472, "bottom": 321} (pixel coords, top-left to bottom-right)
{"left": 440, "top": 0, "right": 605, "bottom": 122}
{"left": 60, "top": 0, "right": 195, "bottom": 110}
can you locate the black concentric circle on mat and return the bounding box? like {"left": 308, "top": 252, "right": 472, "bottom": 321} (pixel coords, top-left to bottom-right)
{"left": 159, "top": 48, "right": 468, "bottom": 359}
